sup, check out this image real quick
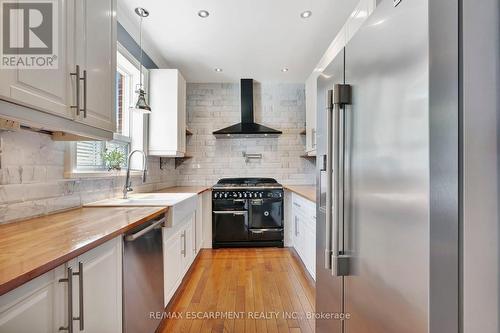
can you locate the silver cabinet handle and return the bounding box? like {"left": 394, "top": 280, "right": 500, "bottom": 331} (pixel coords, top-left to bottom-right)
{"left": 233, "top": 199, "right": 246, "bottom": 203}
{"left": 59, "top": 267, "right": 74, "bottom": 333}
{"left": 293, "top": 202, "right": 301, "bottom": 208}
{"left": 70, "top": 65, "right": 80, "bottom": 116}
{"left": 294, "top": 216, "right": 298, "bottom": 236}
{"left": 125, "top": 218, "right": 165, "bottom": 242}
{"left": 81, "top": 70, "right": 87, "bottom": 118}
{"left": 73, "top": 262, "right": 84, "bottom": 331}
{"left": 312, "top": 128, "right": 317, "bottom": 148}
{"left": 180, "top": 231, "right": 186, "bottom": 257}
{"left": 183, "top": 231, "right": 187, "bottom": 258}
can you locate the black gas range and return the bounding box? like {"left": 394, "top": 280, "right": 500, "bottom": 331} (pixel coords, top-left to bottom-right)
{"left": 212, "top": 178, "right": 284, "bottom": 248}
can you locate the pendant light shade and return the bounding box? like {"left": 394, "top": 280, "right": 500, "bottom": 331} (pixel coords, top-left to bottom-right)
{"left": 134, "top": 88, "right": 151, "bottom": 113}
{"left": 132, "top": 7, "right": 151, "bottom": 113}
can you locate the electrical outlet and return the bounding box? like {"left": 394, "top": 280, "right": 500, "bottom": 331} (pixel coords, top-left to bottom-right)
{"left": 0, "top": 118, "right": 20, "bottom": 131}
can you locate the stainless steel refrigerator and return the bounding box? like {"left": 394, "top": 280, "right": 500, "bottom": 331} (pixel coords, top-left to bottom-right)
{"left": 316, "top": 0, "right": 460, "bottom": 332}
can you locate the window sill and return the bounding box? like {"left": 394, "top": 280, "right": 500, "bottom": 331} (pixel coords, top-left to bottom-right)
{"left": 64, "top": 170, "right": 144, "bottom": 179}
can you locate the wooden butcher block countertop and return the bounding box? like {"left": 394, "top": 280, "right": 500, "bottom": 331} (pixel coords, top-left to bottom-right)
{"left": 284, "top": 185, "right": 316, "bottom": 203}
{"left": 0, "top": 206, "right": 167, "bottom": 296}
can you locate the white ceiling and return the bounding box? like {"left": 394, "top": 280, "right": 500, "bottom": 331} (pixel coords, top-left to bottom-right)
{"left": 119, "top": 0, "right": 358, "bottom": 83}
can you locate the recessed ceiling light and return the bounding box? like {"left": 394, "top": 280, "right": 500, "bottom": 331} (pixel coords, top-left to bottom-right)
{"left": 214, "top": 68, "right": 223, "bottom": 72}
{"left": 300, "top": 10, "right": 312, "bottom": 19}
{"left": 198, "top": 10, "right": 209, "bottom": 18}
{"left": 281, "top": 68, "right": 289, "bottom": 72}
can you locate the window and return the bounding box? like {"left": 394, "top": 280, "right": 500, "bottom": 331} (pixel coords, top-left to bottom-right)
{"left": 67, "top": 44, "right": 148, "bottom": 175}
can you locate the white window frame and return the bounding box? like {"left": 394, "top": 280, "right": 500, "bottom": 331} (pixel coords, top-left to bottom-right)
{"left": 64, "top": 43, "right": 149, "bottom": 178}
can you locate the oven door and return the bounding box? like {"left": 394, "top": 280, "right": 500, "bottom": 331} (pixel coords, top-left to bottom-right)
{"left": 249, "top": 198, "right": 283, "bottom": 229}
{"left": 213, "top": 210, "right": 249, "bottom": 242}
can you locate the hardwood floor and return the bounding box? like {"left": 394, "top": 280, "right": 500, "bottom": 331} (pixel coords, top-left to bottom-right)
{"left": 159, "top": 248, "right": 315, "bottom": 333}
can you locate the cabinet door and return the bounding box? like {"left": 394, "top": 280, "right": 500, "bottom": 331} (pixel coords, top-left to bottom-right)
{"left": 72, "top": 238, "right": 122, "bottom": 333}
{"left": 292, "top": 213, "right": 303, "bottom": 258}
{"left": 0, "top": 0, "right": 74, "bottom": 119}
{"left": 195, "top": 195, "right": 203, "bottom": 255}
{"left": 177, "top": 72, "right": 187, "bottom": 154}
{"left": 0, "top": 267, "right": 65, "bottom": 333}
{"left": 305, "top": 73, "right": 318, "bottom": 154}
{"left": 303, "top": 225, "right": 316, "bottom": 280}
{"left": 163, "top": 229, "right": 182, "bottom": 306}
{"left": 73, "top": 0, "right": 116, "bottom": 131}
{"left": 182, "top": 217, "right": 194, "bottom": 274}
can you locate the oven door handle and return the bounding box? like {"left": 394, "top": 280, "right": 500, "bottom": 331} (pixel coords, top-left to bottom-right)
{"left": 250, "top": 228, "right": 282, "bottom": 234}
{"left": 213, "top": 211, "right": 248, "bottom": 216}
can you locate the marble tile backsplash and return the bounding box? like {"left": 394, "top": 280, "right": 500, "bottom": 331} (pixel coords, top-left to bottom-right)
{"left": 0, "top": 130, "right": 178, "bottom": 224}
{"left": 177, "top": 82, "right": 315, "bottom": 186}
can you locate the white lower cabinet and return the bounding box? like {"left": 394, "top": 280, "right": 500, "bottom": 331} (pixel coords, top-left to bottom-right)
{"left": 0, "top": 269, "right": 62, "bottom": 333}
{"left": 70, "top": 237, "right": 122, "bottom": 333}
{"left": 195, "top": 195, "right": 203, "bottom": 255}
{"left": 289, "top": 193, "right": 316, "bottom": 280}
{"left": 163, "top": 213, "right": 195, "bottom": 307}
{"left": 0, "top": 238, "right": 122, "bottom": 333}
{"left": 163, "top": 229, "right": 183, "bottom": 307}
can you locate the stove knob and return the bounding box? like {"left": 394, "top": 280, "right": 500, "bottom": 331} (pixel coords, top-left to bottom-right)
{"left": 224, "top": 193, "right": 228, "bottom": 198}
{"left": 259, "top": 192, "right": 263, "bottom": 198}
{"left": 239, "top": 192, "right": 243, "bottom": 198}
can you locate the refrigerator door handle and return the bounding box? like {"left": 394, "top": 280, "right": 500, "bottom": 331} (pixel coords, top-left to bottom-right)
{"left": 332, "top": 84, "right": 352, "bottom": 277}
{"left": 324, "top": 90, "right": 334, "bottom": 270}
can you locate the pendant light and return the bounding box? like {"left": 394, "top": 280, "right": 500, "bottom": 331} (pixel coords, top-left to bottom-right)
{"left": 132, "top": 7, "right": 151, "bottom": 113}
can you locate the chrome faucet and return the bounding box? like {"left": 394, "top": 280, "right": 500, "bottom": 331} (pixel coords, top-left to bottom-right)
{"left": 123, "top": 149, "right": 148, "bottom": 199}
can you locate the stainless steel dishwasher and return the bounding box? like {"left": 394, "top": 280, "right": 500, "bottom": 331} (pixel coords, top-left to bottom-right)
{"left": 123, "top": 214, "right": 165, "bottom": 333}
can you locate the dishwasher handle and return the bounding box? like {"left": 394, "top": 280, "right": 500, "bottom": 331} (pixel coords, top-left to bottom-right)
{"left": 125, "top": 218, "right": 165, "bottom": 242}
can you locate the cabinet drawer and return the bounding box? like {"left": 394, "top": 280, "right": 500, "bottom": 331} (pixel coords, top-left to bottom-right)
{"left": 292, "top": 194, "right": 316, "bottom": 220}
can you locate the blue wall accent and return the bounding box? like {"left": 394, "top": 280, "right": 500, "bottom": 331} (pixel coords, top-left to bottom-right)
{"left": 117, "top": 22, "right": 159, "bottom": 69}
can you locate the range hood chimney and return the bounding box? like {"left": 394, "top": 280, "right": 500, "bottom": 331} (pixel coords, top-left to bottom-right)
{"left": 213, "top": 79, "right": 282, "bottom": 137}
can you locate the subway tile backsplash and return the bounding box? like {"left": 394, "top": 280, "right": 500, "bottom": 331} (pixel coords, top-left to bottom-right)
{"left": 0, "top": 130, "right": 177, "bottom": 224}
{"left": 177, "top": 82, "right": 315, "bottom": 186}
{"left": 0, "top": 82, "right": 314, "bottom": 223}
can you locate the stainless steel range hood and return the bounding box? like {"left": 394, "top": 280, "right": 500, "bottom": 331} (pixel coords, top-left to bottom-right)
{"left": 213, "top": 79, "right": 282, "bottom": 137}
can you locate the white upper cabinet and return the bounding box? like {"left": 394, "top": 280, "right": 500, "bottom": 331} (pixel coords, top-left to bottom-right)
{"left": 0, "top": 0, "right": 73, "bottom": 120}
{"left": 72, "top": 0, "right": 117, "bottom": 132}
{"left": 149, "top": 69, "right": 187, "bottom": 157}
{"left": 0, "top": 0, "right": 116, "bottom": 139}
{"left": 305, "top": 72, "right": 318, "bottom": 155}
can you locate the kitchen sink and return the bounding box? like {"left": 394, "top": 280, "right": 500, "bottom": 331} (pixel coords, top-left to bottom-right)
{"left": 85, "top": 192, "right": 198, "bottom": 227}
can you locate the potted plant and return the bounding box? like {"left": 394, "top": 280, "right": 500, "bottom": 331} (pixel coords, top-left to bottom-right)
{"left": 102, "top": 148, "right": 126, "bottom": 172}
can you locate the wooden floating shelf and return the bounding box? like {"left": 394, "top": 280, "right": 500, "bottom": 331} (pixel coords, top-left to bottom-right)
{"left": 186, "top": 128, "right": 193, "bottom": 136}
{"left": 300, "top": 154, "right": 316, "bottom": 160}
